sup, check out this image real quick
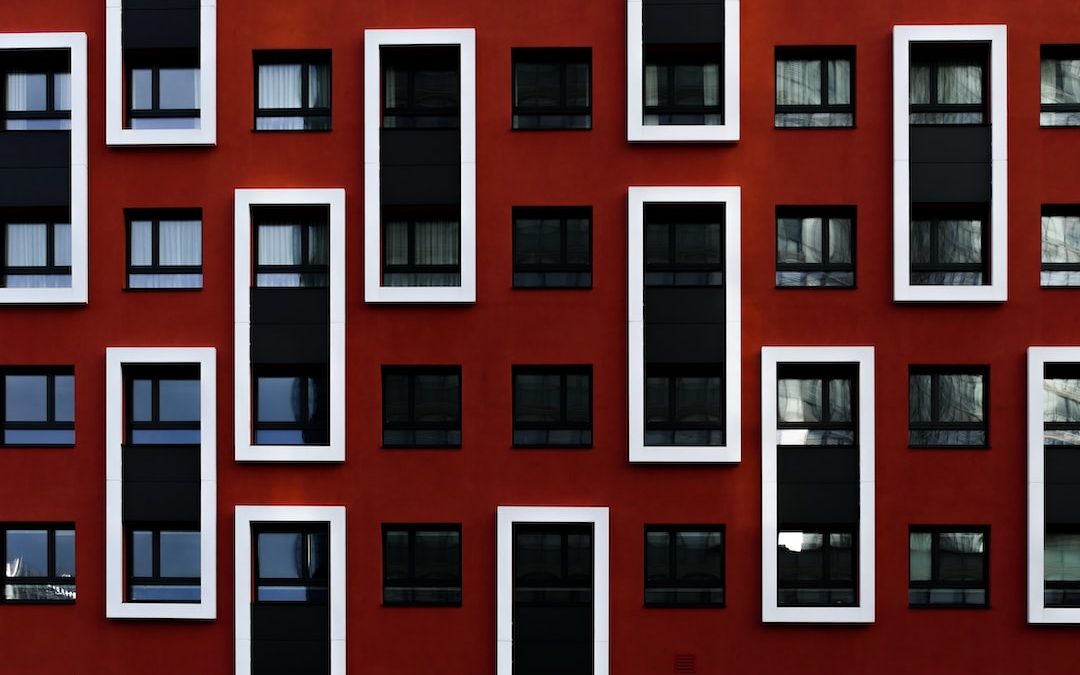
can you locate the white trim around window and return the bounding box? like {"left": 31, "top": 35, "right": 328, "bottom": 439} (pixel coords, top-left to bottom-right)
{"left": 233, "top": 188, "right": 345, "bottom": 462}
{"left": 105, "top": 0, "right": 217, "bottom": 146}
{"left": 626, "top": 0, "right": 739, "bottom": 142}
{"left": 496, "top": 506, "right": 609, "bottom": 675}
{"left": 104, "top": 347, "right": 217, "bottom": 620}
{"left": 892, "top": 24, "right": 1007, "bottom": 303}
{"left": 627, "top": 186, "right": 741, "bottom": 463}
{"left": 761, "top": 346, "right": 875, "bottom": 623}
{"left": 234, "top": 505, "right": 346, "bottom": 675}
{"left": 363, "top": 28, "right": 476, "bottom": 303}
{"left": 0, "top": 32, "right": 88, "bottom": 305}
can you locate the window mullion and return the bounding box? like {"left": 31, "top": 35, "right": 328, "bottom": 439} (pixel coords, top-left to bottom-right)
{"left": 300, "top": 62, "right": 310, "bottom": 112}
{"left": 46, "top": 374, "right": 55, "bottom": 424}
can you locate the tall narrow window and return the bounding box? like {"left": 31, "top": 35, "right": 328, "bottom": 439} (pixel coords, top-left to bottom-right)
{"left": 909, "top": 527, "right": 988, "bottom": 607}
{"left": 513, "top": 366, "right": 592, "bottom": 448}
{"left": 909, "top": 45, "right": 987, "bottom": 126}
{"left": 512, "top": 48, "right": 590, "bottom": 130}
{"left": 776, "top": 207, "right": 855, "bottom": 288}
{"left": 909, "top": 209, "right": 988, "bottom": 286}
{"left": 909, "top": 367, "right": 988, "bottom": 448}
{"left": 1042, "top": 206, "right": 1080, "bottom": 287}
{"left": 254, "top": 206, "right": 329, "bottom": 288}
{"left": 382, "top": 524, "right": 461, "bottom": 605}
{"left": 777, "top": 529, "right": 856, "bottom": 606}
{"left": 2, "top": 525, "right": 75, "bottom": 602}
{"left": 382, "top": 209, "right": 461, "bottom": 287}
{"left": 644, "top": 526, "right": 724, "bottom": 607}
{"left": 1041, "top": 46, "right": 1080, "bottom": 127}
{"left": 1, "top": 368, "right": 74, "bottom": 446}
{"left": 775, "top": 48, "right": 854, "bottom": 128}
{"left": 382, "top": 367, "right": 461, "bottom": 448}
{"left": 513, "top": 207, "right": 591, "bottom": 289}
{"left": 254, "top": 51, "right": 331, "bottom": 131}
{"left": 2, "top": 51, "right": 71, "bottom": 130}
{"left": 2, "top": 217, "right": 72, "bottom": 289}
{"left": 126, "top": 211, "right": 202, "bottom": 289}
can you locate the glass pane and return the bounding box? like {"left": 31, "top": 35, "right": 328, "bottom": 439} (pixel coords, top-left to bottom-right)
{"left": 159, "top": 220, "right": 202, "bottom": 266}
{"left": 1042, "top": 215, "right": 1080, "bottom": 264}
{"left": 160, "top": 531, "right": 200, "bottom": 578}
{"left": 515, "top": 531, "right": 562, "bottom": 582}
{"left": 159, "top": 379, "right": 199, "bottom": 422}
{"left": 307, "top": 532, "right": 327, "bottom": 579}
{"left": 55, "top": 530, "right": 75, "bottom": 578}
{"left": 414, "top": 530, "right": 459, "bottom": 580}
{"left": 53, "top": 223, "right": 71, "bottom": 267}
{"left": 645, "top": 376, "right": 670, "bottom": 423}
{"left": 673, "top": 64, "right": 706, "bottom": 107}
{"left": 414, "top": 69, "right": 458, "bottom": 109}
{"left": 674, "top": 223, "right": 722, "bottom": 265}
{"left": 829, "top": 379, "right": 852, "bottom": 422}
{"left": 131, "top": 531, "right": 154, "bottom": 578}
{"left": 938, "top": 374, "right": 984, "bottom": 422}
{"left": 6, "top": 530, "right": 48, "bottom": 577}
{"left": 131, "top": 69, "right": 153, "bottom": 110}
{"left": 515, "top": 374, "right": 561, "bottom": 423}
{"left": 777, "top": 531, "right": 824, "bottom": 581}
{"left": 1043, "top": 58, "right": 1080, "bottom": 105}
{"left": 6, "top": 224, "right": 47, "bottom": 267}
{"left": 54, "top": 72, "right": 71, "bottom": 111}
{"left": 5, "top": 375, "right": 47, "bottom": 422}
{"left": 674, "top": 376, "right": 722, "bottom": 423}
{"left": 936, "top": 220, "right": 982, "bottom": 264}
{"left": 828, "top": 218, "right": 853, "bottom": 264}
{"left": 565, "top": 218, "right": 590, "bottom": 265}
{"left": 909, "top": 374, "right": 932, "bottom": 422}
{"left": 565, "top": 374, "right": 590, "bottom": 424}
{"left": 257, "top": 377, "right": 301, "bottom": 423}
{"left": 159, "top": 68, "right": 200, "bottom": 110}
{"left": 776, "top": 218, "right": 822, "bottom": 264}
{"left": 829, "top": 533, "right": 853, "bottom": 581}
{"left": 910, "top": 64, "right": 931, "bottom": 105}
{"left": 567, "top": 62, "right": 589, "bottom": 107}
{"left": 309, "top": 63, "right": 330, "bottom": 108}
{"left": 384, "top": 531, "right": 410, "bottom": 580}
{"left": 674, "top": 531, "right": 723, "bottom": 581}
{"left": 54, "top": 375, "right": 74, "bottom": 422}
{"left": 828, "top": 59, "right": 851, "bottom": 105}
{"left": 1045, "top": 378, "right": 1080, "bottom": 424}
{"left": 383, "top": 374, "right": 410, "bottom": 423}
{"left": 776, "top": 59, "right": 822, "bottom": 106}
{"left": 938, "top": 532, "right": 984, "bottom": 583}
{"left": 414, "top": 220, "right": 460, "bottom": 265}
{"left": 131, "top": 379, "right": 152, "bottom": 422}
{"left": 515, "top": 63, "right": 561, "bottom": 108}
{"left": 645, "top": 531, "right": 671, "bottom": 581}
{"left": 566, "top": 533, "right": 591, "bottom": 581}
{"left": 938, "top": 61, "right": 982, "bottom": 104}
{"left": 414, "top": 375, "right": 459, "bottom": 422}
{"left": 257, "top": 224, "right": 302, "bottom": 265}
{"left": 258, "top": 532, "right": 302, "bottom": 579}
{"left": 130, "top": 220, "right": 153, "bottom": 266}
{"left": 1046, "top": 533, "right": 1080, "bottom": 581}
{"left": 257, "top": 64, "right": 302, "bottom": 110}
{"left": 909, "top": 531, "right": 933, "bottom": 581}
{"left": 5, "top": 72, "right": 47, "bottom": 111}
{"left": 308, "top": 224, "right": 329, "bottom": 265}
{"left": 515, "top": 218, "right": 560, "bottom": 265}
{"left": 778, "top": 378, "right": 822, "bottom": 423}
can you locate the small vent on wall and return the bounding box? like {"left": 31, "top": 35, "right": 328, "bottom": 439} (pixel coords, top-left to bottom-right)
{"left": 674, "top": 653, "right": 697, "bottom": 674}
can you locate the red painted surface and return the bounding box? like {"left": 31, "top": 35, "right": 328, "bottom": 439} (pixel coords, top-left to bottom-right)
{"left": 3, "top": 0, "right": 1080, "bottom": 672}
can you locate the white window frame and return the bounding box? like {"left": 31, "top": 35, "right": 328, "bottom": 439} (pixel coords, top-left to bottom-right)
{"left": 627, "top": 186, "right": 741, "bottom": 463}
{"left": 105, "top": 347, "right": 216, "bottom": 620}
{"left": 496, "top": 506, "right": 609, "bottom": 675}
{"left": 761, "top": 346, "right": 875, "bottom": 623}
{"left": 892, "top": 24, "right": 1007, "bottom": 302}
{"left": 626, "top": 0, "right": 739, "bottom": 142}
{"left": 105, "top": 0, "right": 217, "bottom": 146}
{"left": 0, "top": 32, "right": 88, "bottom": 305}
{"left": 363, "top": 29, "right": 476, "bottom": 303}
{"left": 1027, "top": 347, "right": 1080, "bottom": 624}
{"left": 235, "top": 505, "right": 346, "bottom": 675}
{"left": 233, "top": 188, "right": 345, "bottom": 462}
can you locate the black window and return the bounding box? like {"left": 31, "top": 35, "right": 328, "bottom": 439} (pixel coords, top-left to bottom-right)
{"left": 513, "top": 207, "right": 591, "bottom": 289}
{"left": 1, "top": 213, "right": 72, "bottom": 289}
{"left": 381, "top": 46, "right": 459, "bottom": 129}
{"left": 1044, "top": 364, "right": 1080, "bottom": 446}
{"left": 643, "top": 48, "right": 723, "bottom": 126}
{"left": 125, "top": 366, "right": 200, "bottom": 445}
{"left": 382, "top": 367, "right": 461, "bottom": 448}
{"left": 1, "top": 50, "right": 71, "bottom": 130}
{"left": 1045, "top": 529, "right": 1080, "bottom": 607}
{"left": 126, "top": 210, "right": 202, "bottom": 290}
{"left": 1, "top": 368, "right": 74, "bottom": 446}
{"left": 645, "top": 365, "right": 723, "bottom": 446}
{"left": 644, "top": 526, "right": 724, "bottom": 607}
{"left": 254, "top": 50, "right": 331, "bottom": 131}
{"left": 253, "top": 206, "right": 329, "bottom": 288}
{"left": 512, "top": 48, "right": 591, "bottom": 130}
{"left": 775, "top": 47, "right": 854, "bottom": 128}
{"left": 126, "top": 50, "right": 200, "bottom": 130}
{"left": 777, "top": 528, "right": 856, "bottom": 606}
{"left": 645, "top": 204, "right": 724, "bottom": 287}
{"left": 126, "top": 527, "right": 200, "bottom": 602}
{"left": 513, "top": 366, "right": 592, "bottom": 448}
{"left": 776, "top": 364, "right": 856, "bottom": 446}
{"left": 2, "top": 525, "right": 75, "bottom": 603}
{"left": 909, "top": 527, "right": 988, "bottom": 608}
{"left": 909, "top": 366, "right": 988, "bottom": 448}
{"left": 909, "top": 44, "right": 987, "bottom": 126}
{"left": 254, "top": 524, "right": 328, "bottom": 603}
{"left": 1041, "top": 206, "right": 1080, "bottom": 287}
{"left": 909, "top": 207, "right": 988, "bottom": 286}
{"left": 382, "top": 207, "right": 460, "bottom": 287}
{"left": 382, "top": 524, "right": 461, "bottom": 606}
{"left": 253, "top": 366, "right": 329, "bottom": 445}
{"left": 776, "top": 207, "right": 855, "bottom": 288}
{"left": 1040, "top": 46, "right": 1080, "bottom": 127}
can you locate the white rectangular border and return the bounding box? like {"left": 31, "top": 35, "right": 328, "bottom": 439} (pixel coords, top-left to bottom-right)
{"left": 627, "top": 0, "right": 739, "bottom": 142}
{"left": 627, "top": 186, "right": 741, "bottom": 463}
{"left": 1027, "top": 347, "right": 1080, "bottom": 624}
{"left": 235, "top": 505, "right": 346, "bottom": 675}
{"left": 105, "top": 347, "right": 217, "bottom": 620}
{"left": 363, "top": 29, "right": 476, "bottom": 303}
{"left": 496, "top": 506, "right": 609, "bottom": 675}
{"left": 105, "top": 0, "right": 217, "bottom": 146}
{"left": 761, "top": 346, "right": 875, "bottom": 623}
{"left": 233, "top": 188, "right": 345, "bottom": 462}
{"left": 0, "top": 32, "right": 88, "bottom": 305}
{"left": 892, "top": 24, "right": 1007, "bottom": 302}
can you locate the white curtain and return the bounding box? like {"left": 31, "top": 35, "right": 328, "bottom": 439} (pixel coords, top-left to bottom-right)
{"left": 384, "top": 221, "right": 409, "bottom": 265}
{"left": 258, "top": 64, "right": 302, "bottom": 109}
{"left": 800, "top": 217, "right": 822, "bottom": 263}
{"left": 702, "top": 64, "right": 720, "bottom": 106}
{"left": 415, "top": 220, "right": 460, "bottom": 265}
{"left": 130, "top": 220, "right": 154, "bottom": 266}
{"left": 939, "top": 220, "right": 982, "bottom": 263}
{"left": 5, "top": 73, "right": 45, "bottom": 111}
{"left": 938, "top": 62, "right": 982, "bottom": 104}
{"left": 257, "top": 224, "right": 301, "bottom": 265}
{"left": 308, "top": 64, "right": 329, "bottom": 108}
{"left": 6, "top": 223, "right": 46, "bottom": 266}
{"left": 53, "top": 223, "right": 71, "bottom": 266}
{"left": 1043, "top": 59, "right": 1080, "bottom": 104}
{"left": 644, "top": 65, "right": 659, "bottom": 106}
{"left": 54, "top": 73, "right": 71, "bottom": 111}
{"left": 159, "top": 220, "right": 201, "bottom": 265}
{"left": 828, "top": 217, "right": 852, "bottom": 263}
{"left": 910, "top": 532, "right": 932, "bottom": 581}
{"left": 1047, "top": 534, "right": 1080, "bottom": 581}
{"left": 828, "top": 59, "right": 851, "bottom": 105}
{"left": 776, "top": 60, "right": 821, "bottom": 106}
{"left": 910, "top": 64, "right": 931, "bottom": 104}
{"left": 778, "top": 379, "right": 822, "bottom": 423}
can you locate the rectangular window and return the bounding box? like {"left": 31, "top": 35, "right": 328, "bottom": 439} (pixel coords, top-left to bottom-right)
{"left": 1045, "top": 530, "right": 1080, "bottom": 607}
{"left": 382, "top": 367, "right": 461, "bottom": 448}
{"left": 2, "top": 525, "right": 74, "bottom": 603}
{"left": 512, "top": 48, "right": 590, "bottom": 130}
{"left": 1042, "top": 206, "right": 1080, "bottom": 287}
{"left": 382, "top": 46, "right": 459, "bottom": 129}
{"left": 125, "top": 366, "right": 200, "bottom": 445}
{"left": 254, "top": 51, "right": 331, "bottom": 131}
{"left": 777, "top": 529, "right": 856, "bottom": 607}
{"left": 382, "top": 208, "right": 461, "bottom": 287}
{"left": 909, "top": 44, "right": 987, "bottom": 125}
{"left": 775, "top": 207, "right": 855, "bottom": 288}
{"left": 2, "top": 50, "right": 71, "bottom": 130}
{"left": 254, "top": 523, "right": 329, "bottom": 603}
{"left": 253, "top": 366, "right": 329, "bottom": 446}
{"left": 513, "top": 207, "right": 591, "bottom": 289}
{"left": 776, "top": 365, "right": 856, "bottom": 446}
{"left": 645, "top": 365, "right": 723, "bottom": 446}
{"left": 513, "top": 366, "right": 592, "bottom": 448}
{"left": 645, "top": 204, "right": 724, "bottom": 286}
{"left": 775, "top": 47, "right": 854, "bottom": 128}
{"left": 909, "top": 208, "right": 988, "bottom": 286}
{"left": 1041, "top": 46, "right": 1080, "bottom": 127}
{"left": 909, "top": 367, "right": 988, "bottom": 448}
{"left": 382, "top": 524, "right": 461, "bottom": 606}
{"left": 2, "top": 368, "right": 74, "bottom": 446}
{"left": 127, "top": 54, "right": 200, "bottom": 130}
{"left": 253, "top": 206, "right": 329, "bottom": 288}
{"left": 644, "top": 526, "right": 724, "bottom": 607}
{"left": 643, "top": 50, "right": 723, "bottom": 127}
{"left": 126, "top": 527, "right": 200, "bottom": 602}
{"left": 909, "top": 527, "right": 988, "bottom": 607}
{"left": 126, "top": 210, "right": 202, "bottom": 289}
{"left": 2, "top": 216, "right": 72, "bottom": 289}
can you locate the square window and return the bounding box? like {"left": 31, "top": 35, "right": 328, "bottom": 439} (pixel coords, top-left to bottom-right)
{"left": 126, "top": 210, "right": 202, "bottom": 290}
{"left": 1045, "top": 530, "right": 1080, "bottom": 607}
{"left": 1041, "top": 206, "right": 1080, "bottom": 287}
{"left": 909, "top": 44, "right": 987, "bottom": 126}
{"left": 777, "top": 529, "right": 856, "bottom": 606}
{"left": 253, "top": 366, "right": 329, "bottom": 446}
{"left": 2, "top": 214, "right": 72, "bottom": 289}
{"left": 513, "top": 366, "right": 592, "bottom": 448}
{"left": 2, "top": 368, "right": 74, "bottom": 446}
{"left": 909, "top": 366, "right": 988, "bottom": 448}
{"left": 2, "top": 50, "right": 71, "bottom": 131}
{"left": 645, "top": 365, "right": 724, "bottom": 447}
{"left": 253, "top": 205, "right": 330, "bottom": 288}
{"left": 775, "top": 47, "right": 854, "bottom": 128}
{"left": 126, "top": 51, "right": 201, "bottom": 130}
{"left": 254, "top": 51, "right": 331, "bottom": 131}
{"left": 382, "top": 524, "right": 461, "bottom": 606}
{"left": 3, "top": 525, "right": 75, "bottom": 603}
{"left": 254, "top": 524, "right": 328, "bottom": 603}
{"left": 512, "top": 48, "right": 590, "bottom": 130}
{"left": 909, "top": 207, "right": 988, "bottom": 286}
{"left": 775, "top": 207, "right": 855, "bottom": 288}
{"left": 645, "top": 204, "right": 725, "bottom": 287}
{"left": 126, "top": 527, "right": 200, "bottom": 603}
{"left": 909, "top": 527, "right": 988, "bottom": 608}
{"left": 644, "top": 526, "right": 724, "bottom": 607}
{"left": 125, "top": 365, "right": 200, "bottom": 445}
{"left": 776, "top": 364, "right": 857, "bottom": 446}
{"left": 382, "top": 208, "right": 461, "bottom": 287}
{"left": 513, "top": 207, "right": 591, "bottom": 289}
{"left": 1041, "top": 46, "right": 1080, "bottom": 127}
{"left": 643, "top": 48, "right": 724, "bottom": 126}
{"left": 382, "top": 366, "right": 461, "bottom": 448}
{"left": 381, "top": 46, "right": 460, "bottom": 129}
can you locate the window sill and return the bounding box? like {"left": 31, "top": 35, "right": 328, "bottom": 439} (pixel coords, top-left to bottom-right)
{"left": 252, "top": 127, "right": 333, "bottom": 133}
{"left": 381, "top": 600, "right": 462, "bottom": 608}
{"left": 644, "top": 601, "right": 724, "bottom": 609}
{"left": 908, "top": 444, "right": 990, "bottom": 451}
{"left": 908, "top": 602, "right": 990, "bottom": 610}
{"left": 512, "top": 444, "right": 593, "bottom": 450}
{"left": 1, "top": 444, "right": 75, "bottom": 449}
{"left": 382, "top": 444, "right": 462, "bottom": 450}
